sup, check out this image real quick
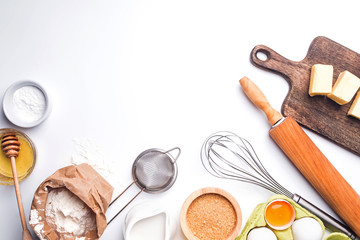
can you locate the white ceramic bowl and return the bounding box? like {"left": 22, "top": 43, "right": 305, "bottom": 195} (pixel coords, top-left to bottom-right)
{"left": 2, "top": 80, "right": 52, "bottom": 128}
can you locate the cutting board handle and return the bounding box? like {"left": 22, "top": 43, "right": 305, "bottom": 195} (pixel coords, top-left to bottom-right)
{"left": 250, "top": 45, "right": 306, "bottom": 83}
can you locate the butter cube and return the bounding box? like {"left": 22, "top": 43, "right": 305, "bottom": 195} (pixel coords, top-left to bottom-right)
{"left": 348, "top": 91, "right": 360, "bottom": 120}
{"left": 328, "top": 71, "right": 360, "bottom": 105}
{"left": 309, "top": 64, "right": 333, "bottom": 96}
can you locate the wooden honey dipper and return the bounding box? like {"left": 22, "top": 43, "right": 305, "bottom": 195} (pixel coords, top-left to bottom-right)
{"left": 1, "top": 133, "right": 33, "bottom": 240}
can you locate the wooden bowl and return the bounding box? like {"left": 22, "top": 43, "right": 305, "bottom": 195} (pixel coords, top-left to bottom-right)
{"left": 180, "top": 187, "right": 242, "bottom": 240}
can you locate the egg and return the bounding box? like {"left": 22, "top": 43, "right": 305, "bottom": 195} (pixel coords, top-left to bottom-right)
{"left": 265, "top": 199, "right": 295, "bottom": 230}
{"left": 247, "top": 227, "right": 277, "bottom": 240}
{"left": 291, "top": 217, "right": 323, "bottom": 240}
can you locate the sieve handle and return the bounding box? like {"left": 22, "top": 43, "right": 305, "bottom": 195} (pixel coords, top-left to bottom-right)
{"left": 165, "top": 147, "right": 181, "bottom": 162}
{"left": 109, "top": 181, "right": 135, "bottom": 207}
{"left": 108, "top": 186, "right": 144, "bottom": 225}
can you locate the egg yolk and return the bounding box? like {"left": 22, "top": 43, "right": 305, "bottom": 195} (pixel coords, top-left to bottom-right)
{"left": 265, "top": 200, "right": 295, "bottom": 228}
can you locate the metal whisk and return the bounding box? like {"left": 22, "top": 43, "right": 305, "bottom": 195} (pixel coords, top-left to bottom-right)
{"left": 201, "top": 131, "right": 358, "bottom": 240}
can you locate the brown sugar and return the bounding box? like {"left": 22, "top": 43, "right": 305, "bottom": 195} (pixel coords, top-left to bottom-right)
{"left": 186, "top": 193, "right": 237, "bottom": 240}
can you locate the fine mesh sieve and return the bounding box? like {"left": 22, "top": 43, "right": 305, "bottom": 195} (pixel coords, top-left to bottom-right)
{"left": 132, "top": 148, "right": 179, "bottom": 193}
{"left": 108, "top": 147, "right": 180, "bottom": 224}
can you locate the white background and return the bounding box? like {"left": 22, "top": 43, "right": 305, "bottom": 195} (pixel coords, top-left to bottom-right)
{"left": 1, "top": 1, "right": 360, "bottom": 239}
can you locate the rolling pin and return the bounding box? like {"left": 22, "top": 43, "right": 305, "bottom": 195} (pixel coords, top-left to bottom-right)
{"left": 240, "top": 76, "right": 360, "bottom": 239}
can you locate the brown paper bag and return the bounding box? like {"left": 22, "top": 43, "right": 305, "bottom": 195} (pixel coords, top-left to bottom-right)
{"left": 29, "top": 163, "right": 114, "bottom": 240}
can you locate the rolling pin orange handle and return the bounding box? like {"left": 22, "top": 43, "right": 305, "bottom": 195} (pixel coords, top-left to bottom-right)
{"left": 270, "top": 117, "right": 360, "bottom": 237}
{"left": 239, "top": 76, "right": 283, "bottom": 125}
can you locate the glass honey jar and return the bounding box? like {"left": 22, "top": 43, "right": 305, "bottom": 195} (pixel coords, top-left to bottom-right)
{"left": 0, "top": 128, "right": 36, "bottom": 185}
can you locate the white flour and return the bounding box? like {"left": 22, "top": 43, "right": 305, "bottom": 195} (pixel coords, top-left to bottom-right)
{"left": 45, "top": 188, "right": 97, "bottom": 238}
{"left": 29, "top": 209, "right": 45, "bottom": 240}
{"left": 13, "top": 85, "right": 46, "bottom": 122}
{"left": 70, "top": 138, "right": 122, "bottom": 200}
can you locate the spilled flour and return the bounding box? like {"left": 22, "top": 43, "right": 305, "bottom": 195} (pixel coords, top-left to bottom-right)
{"left": 69, "top": 138, "right": 122, "bottom": 200}
{"left": 45, "top": 188, "right": 96, "bottom": 238}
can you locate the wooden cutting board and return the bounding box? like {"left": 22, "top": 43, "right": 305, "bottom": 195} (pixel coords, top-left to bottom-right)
{"left": 250, "top": 36, "right": 360, "bottom": 156}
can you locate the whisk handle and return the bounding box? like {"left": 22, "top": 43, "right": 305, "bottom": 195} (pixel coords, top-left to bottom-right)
{"left": 293, "top": 194, "right": 358, "bottom": 240}
{"left": 240, "top": 77, "right": 283, "bottom": 125}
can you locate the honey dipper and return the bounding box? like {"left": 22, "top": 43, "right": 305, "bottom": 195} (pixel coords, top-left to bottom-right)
{"left": 1, "top": 133, "right": 33, "bottom": 240}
